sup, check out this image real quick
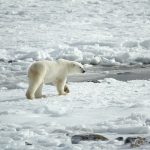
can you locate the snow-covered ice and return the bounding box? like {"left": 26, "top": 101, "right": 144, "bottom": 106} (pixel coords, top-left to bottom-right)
{"left": 1, "top": 0, "right": 150, "bottom": 65}
{"left": 0, "top": 79, "right": 150, "bottom": 149}
{"left": 1, "top": 0, "right": 150, "bottom": 88}
{"left": 1, "top": 0, "right": 150, "bottom": 149}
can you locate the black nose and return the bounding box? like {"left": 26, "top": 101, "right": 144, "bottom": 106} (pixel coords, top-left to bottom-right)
{"left": 82, "top": 70, "right": 85, "bottom": 73}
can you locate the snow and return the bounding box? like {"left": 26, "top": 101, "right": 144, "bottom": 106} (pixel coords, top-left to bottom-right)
{"left": 1, "top": 0, "right": 150, "bottom": 149}
{"left": 1, "top": 0, "right": 150, "bottom": 65}
{"left": 0, "top": 79, "right": 150, "bottom": 149}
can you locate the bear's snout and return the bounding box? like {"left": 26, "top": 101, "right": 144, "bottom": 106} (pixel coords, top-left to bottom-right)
{"left": 82, "top": 69, "right": 85, "bottom": 73}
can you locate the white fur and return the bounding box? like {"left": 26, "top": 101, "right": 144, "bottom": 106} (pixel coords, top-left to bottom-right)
{"left": 26, "top": 59, "right": 85, "bottom": 99}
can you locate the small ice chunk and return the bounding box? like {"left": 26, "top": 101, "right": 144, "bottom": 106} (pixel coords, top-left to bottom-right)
{"left": 91, "top": 56, "right": 101, "bottom": 65}
{"left": 115, "top": 52, "right": 130, "bottom": 63}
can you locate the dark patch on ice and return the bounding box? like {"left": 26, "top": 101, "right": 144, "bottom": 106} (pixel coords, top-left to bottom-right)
{"left": 17, "top": 11, "right": 26, "bottom": 16}
{"left": 71, "top": 134, "right": 108, "bottom": 144}
{"left": 87, "top": 80, "right": 100, "bottom": 83}
{"left": 0, "top": 59, "right": 5, "bottom": 62}
{"left": 16, "top": 127, "right": 21, "bottom": 131}
{"left": 0, "top": 111, "right": 8, "bottom": 115}
{"left": 117, "top": 72, "right": 131, "bottom": 75}
{"left": 124, "top": 137, "right": 146, "bottom": 148}
{"left": 135, "top": 57, "right": 150, "bottom": 64}
{"left": 116, "top": 137, "right": 124, "bottom": 141}
{"left": 145, "top": 119, "right": 150, "bottom": 126}
{"left": 25, "top": 141, "right": 32, "bottom": 146}
{"left": 8, "top": 60, "right": 17, "bottom": 63}
{"left": 58, "top": 143, "right": 66, "bottom": 147}
{"left": 69, "top": 64, "right": 150, "bottom": 82}
{"left": 71, "top": 135, "right": 149, "bottom": 147}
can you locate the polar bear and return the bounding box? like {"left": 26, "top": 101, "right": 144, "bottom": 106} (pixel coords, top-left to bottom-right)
{"left": 26, "top": 59, "right": 85, "bottom": 99}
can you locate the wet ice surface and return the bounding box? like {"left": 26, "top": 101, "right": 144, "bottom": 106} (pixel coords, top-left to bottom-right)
{"left": 1, "top": 58, "right": 150, "bottom": 90}
{"left": 69, "top": 64, "right": 150, "bottom": 82}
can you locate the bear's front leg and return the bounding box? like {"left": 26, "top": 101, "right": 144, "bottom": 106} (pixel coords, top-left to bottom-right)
{"left": 64, "top": 84, "right": 70, "bottom": 93}
{"left": 56, "top": 79, "right": 67, "bottom": 95}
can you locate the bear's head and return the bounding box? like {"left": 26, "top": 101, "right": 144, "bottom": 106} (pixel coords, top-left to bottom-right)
{"left": 58, "top": 59, "right": 85, "bottom": 75}
{"left": 68, "top": 61, "right": 85, "bottom": 75}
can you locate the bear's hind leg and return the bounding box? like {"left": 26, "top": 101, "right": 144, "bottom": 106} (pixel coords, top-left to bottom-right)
{"left": 26, "top": 83, "right": 36, "bottom": 100}
{"left": 26, "top": 77, "right": 43, "bottom": 100}
{"left": 56, "top": 79, "right": 67, "bottom": 95}
{"left": 64, "top": 84, "right": 70, "bottom": 93}
{"left": 35, "top": 83, "right": 46, "bottom": 98}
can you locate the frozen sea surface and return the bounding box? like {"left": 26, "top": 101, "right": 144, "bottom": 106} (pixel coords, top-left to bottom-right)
{"left": 1, "top": 0, "right": 150, "bottom": 90}
{"left": 0, "top": 0, "right": 150, "bottom": 65}
{"left": 0, "top": 79, "right": 150, "bottom": 149}
{"left": 1, "top": 0, "right": 150, "bottom": 149}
